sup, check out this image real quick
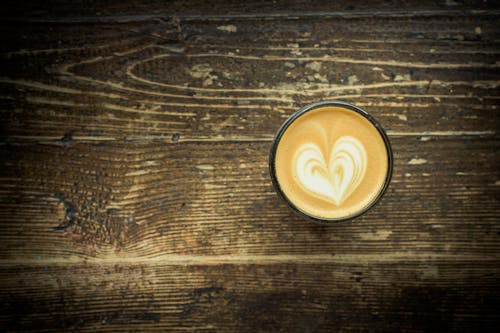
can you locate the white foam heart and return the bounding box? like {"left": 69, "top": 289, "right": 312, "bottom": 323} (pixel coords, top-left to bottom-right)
{"left": 294, "top": 136, "right": 367, "bottom": 205}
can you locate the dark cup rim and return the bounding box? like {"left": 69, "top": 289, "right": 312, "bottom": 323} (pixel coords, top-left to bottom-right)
{"left": 269, "top": 100, "right": 393, "bottom": 224}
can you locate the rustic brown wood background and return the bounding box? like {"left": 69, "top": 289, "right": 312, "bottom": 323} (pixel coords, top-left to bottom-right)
{"left": 1, "top": 1, "right": 499, "bottom": 332}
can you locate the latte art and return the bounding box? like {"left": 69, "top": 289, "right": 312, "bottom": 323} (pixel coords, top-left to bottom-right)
{"left": 294, "top": 136, "right": 367, "bottom": 205}
{"left": 272, "top": 103, "right": 391, "bottom": 220}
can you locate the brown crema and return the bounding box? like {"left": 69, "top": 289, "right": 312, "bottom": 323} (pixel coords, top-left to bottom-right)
{"left": 274, "top": 106, "right": 389, "bottom": 219}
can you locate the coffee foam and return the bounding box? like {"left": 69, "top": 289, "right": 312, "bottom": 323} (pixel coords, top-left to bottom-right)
{"left": 274, "top": 106, "right": 389, "bottom": 219}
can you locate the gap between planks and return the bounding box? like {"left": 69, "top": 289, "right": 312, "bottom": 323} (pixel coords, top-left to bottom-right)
{"left": 0, "top": 131, "right": 496, "bottom": 145}
{"left": 3, "top": 9, "right": 500, "bottom": 23}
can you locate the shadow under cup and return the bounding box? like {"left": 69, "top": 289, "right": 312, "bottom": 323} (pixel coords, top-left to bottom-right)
{"left": 269, "top": 101, "right": 393, "bottom": 223}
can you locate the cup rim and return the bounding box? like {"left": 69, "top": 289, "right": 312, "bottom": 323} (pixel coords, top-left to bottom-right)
{"left": 269, "top": 100, "right": 394, "bottom": 224}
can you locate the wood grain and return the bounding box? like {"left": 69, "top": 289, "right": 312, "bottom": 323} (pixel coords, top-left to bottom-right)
{"left": 0, "top": 1, "right": 499, "bottom": 331}
{"left": 0, "top": 137, "right": 498, "bottom": 260}
{"left": 1, "top": 7, "right": 499, "bottom": 142}
{"left": 1, "top": 261, "right": 498, "bottom": 332}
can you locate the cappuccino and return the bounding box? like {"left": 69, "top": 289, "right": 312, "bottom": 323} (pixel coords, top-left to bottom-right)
{"left": 270, "top": 101, "right": 392, "bottom": 222}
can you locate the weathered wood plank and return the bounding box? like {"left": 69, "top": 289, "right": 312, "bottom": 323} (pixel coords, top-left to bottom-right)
{"left": 1, "top": 13, "right": 499, "bottom": 141}
{"left": 1, "top": 0, "right": 497, "bottom": 17}
{"left": 0, "top": 261, "right": 498, "bottom": 332}
{"left": 2, "top": 0, "right": 499, "bottom": 21}
{"left": 1, "top": 90, "right": 497, "bottom": 142}
{"left": 1, "top": 137, "right": 498, "bottom": 260}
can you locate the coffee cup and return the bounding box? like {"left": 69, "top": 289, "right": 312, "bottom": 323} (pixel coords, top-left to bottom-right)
{"left": 269, "top": 101, "right": 393, "bottom": 223}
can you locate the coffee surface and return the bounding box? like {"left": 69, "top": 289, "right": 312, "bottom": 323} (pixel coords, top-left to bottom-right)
{"left": 274, "top": 106, "right": 389, "bottom": 219}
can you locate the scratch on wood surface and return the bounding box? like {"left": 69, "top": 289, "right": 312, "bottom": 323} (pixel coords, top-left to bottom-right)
{"left": 125, "top": 169, "right": 151, "bottom": 176}
{"left": 196, "top": 164, "right": 215, "bottom": 170}
{"left": 408, "top": 158, "right": 428, "bottom": 165}
{"left": 217, "top": 24, "right": 237, "bottom": 33}
{"left": 359, "top": 230, "right": 393, "bottom": 240}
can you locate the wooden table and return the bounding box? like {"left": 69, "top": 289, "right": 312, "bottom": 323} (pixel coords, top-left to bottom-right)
{"left": 1, "top": 1, "right": 499, "bottom": 331}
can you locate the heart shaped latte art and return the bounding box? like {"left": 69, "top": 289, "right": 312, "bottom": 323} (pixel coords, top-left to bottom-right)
{"left": 294, "top": 136, "right": 367, "bottom": 205}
